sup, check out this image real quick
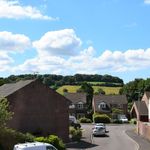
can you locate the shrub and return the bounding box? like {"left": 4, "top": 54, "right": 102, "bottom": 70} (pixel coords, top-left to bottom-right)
{"left": 130, "top": 118, "right": 137, "bottom": 124}
{"left": 79, "top": 117, "right": 92, "bottom": 123}
{"left": 35, "top": 135, "right": 65, "bottom": 150}
{"left": 93, "top": 114, "right": 110, "bottom": 123}
{"left": 69, "top": 127, "right": 82, "bottom": 142}
{"left": 0, "top": 128, "right": 34, "bottom": 150}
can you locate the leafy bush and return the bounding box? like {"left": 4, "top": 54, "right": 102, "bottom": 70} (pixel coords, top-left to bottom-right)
{"left": 35, "top": 135, "right": 65, "bottom": 150}
{"left": 0, "top": 128, "right": 34, "bottom": 150}
{"left": 93, "top": 114, "right": 110, "bottom": 123}
{"left": 130, "top": 118, "right": 137, "bottom": 124}
{"left": 69, "top": 127, "right": 82, "bottom": 142}
{"left": 79, "top": 117, "right": 92, "bottom": 123}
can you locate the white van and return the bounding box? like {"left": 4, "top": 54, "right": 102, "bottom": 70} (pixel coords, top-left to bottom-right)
{"left": 13, "top": 142, "right": 57, "bottom": 150}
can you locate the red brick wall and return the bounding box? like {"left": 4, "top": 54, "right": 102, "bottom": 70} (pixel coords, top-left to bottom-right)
{"left": 137, "top": 121, "right": 150, "bottom": 141}
{"left": 7, "top": 80, "right": 69, "bottom": 142}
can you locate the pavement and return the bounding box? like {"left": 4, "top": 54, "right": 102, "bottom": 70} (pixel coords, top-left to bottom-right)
{"left": 126, "top": 129, "right": 150, "bottom": 150}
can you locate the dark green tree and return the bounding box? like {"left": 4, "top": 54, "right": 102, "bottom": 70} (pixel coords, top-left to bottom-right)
{"left": 79, "top": 82, "right": 94, "bottom": 111}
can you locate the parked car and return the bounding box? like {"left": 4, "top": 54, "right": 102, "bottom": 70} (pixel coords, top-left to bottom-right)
{"left": 92, "top": 124, "right": 106, "bottom": 136}
{"left": 69, "top": 115, "right": 81, "bottom": 129}
{"left": 13, "top": 142, "right": 57, "bottom": 150}
{"left": 118, "top": 115, "right": 128, "bottom": 123}
{"left": 95, "top": 123, "right": 106, "bottom": 132}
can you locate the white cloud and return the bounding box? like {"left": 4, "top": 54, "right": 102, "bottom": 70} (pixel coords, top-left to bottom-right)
{"left": 1, "top": 29, "right": 150, "bottom": 76}
{"left": 33, "top": 29, "right": 82, "bottom": 56}
{"left": 0, "top": 51, "right": 14, "bottom": 71}
{"left": 0, "top": 31, "right": 31, "bottom": 52}
{"left": 144, "top": 0, "right": 150, "bottom": 4}
{"left": 0, "top": 0, "right": 58, "bottom": 20}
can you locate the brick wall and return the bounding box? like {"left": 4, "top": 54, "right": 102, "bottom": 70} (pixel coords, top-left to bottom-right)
{"left": 137, "top": 121, "right": 150, "bottom": 141}
{"left": 7, "top": 80, "right": 69, "bottom": 142}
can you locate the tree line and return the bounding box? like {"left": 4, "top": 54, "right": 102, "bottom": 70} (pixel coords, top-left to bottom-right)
{"left": 0, "top": 74, "right": 124, "bottom": 88}
{"left": 119, "top": 78, "right": 150, "bottom": 103}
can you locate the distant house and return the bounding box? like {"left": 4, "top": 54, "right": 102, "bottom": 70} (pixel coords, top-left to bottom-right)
{"left": 64, "top": 93, "right": 87, "bottom": 119}
{"left": 130, "top": 91, "right": 150, "bottom": 122}
{"left": 93, "top": 95, "right": 128, "bottom": 115}
{"left": 0, "top": 79, "right": 69, "bottom": 142}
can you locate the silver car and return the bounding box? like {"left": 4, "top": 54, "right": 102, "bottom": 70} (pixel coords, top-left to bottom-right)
{"left": 92, "top": 125, "right": 106, "bottom": 136}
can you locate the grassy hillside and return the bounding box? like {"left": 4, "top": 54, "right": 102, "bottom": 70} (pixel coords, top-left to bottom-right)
{"left": 57, "top": 85, "right": 121, "bottom": 95}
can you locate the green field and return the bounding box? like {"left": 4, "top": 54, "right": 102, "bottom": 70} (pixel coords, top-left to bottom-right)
{"left": 57, "top": 85, "right": 121, "bottom": 95}
{"left": 87, "top": 82, "right": 122, "bottom": 85}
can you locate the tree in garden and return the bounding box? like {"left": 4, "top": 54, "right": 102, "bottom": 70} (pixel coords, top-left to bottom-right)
{"left": 79, "top": 82, "right": 94, "bottom": 111}
{"left": 0, "top": 97, "right": 13, "bottom": 128}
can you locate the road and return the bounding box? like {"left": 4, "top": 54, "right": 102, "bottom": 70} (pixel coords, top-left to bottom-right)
{"left": 67, "top": 124, "right": 138, "bottom": 150}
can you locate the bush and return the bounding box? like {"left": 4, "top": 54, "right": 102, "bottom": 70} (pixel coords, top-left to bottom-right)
{"left": 130, "top": 118, "right": 137, "bottom": 124}
{"left": 35, "top": 135, "right": 65, "bottom": 150}
{"left": 79, "top": 117, "right": 92, "bottom": 123}
{"left": 93, "top": 114, "right": 110, "bottom": 123}
{"left": 69, "top": 127, "right": 82, "bottom": 142}
{"left": 0, "top": 128, "right": 34, "bottom": 150}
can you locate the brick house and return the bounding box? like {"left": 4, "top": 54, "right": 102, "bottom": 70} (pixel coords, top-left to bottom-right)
{"left": 64, "top": 93, "right": 87, "bottom": 119}
{"left": 0, "top": 79, "right": 69, "bottom": 142}
{"left": 130, "top": 92, "right": 150, "bottom": 141}
{"left": 93, "top": 95, "right": 128, "bottom": 116}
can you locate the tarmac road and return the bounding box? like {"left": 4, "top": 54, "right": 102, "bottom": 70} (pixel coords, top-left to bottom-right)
{"left": 67, "top": 124, "right": 139, "bottom": 150}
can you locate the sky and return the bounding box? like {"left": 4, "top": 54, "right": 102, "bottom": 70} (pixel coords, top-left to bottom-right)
{"left": 0, "top": 0, "right": 150, "bottom": 83}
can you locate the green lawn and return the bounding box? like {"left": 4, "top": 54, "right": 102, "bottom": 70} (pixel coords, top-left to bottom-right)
{"left": 57, "top": 85, "right": 121, "bottom": 95}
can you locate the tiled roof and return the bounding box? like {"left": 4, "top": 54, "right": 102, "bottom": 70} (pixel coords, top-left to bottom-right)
{"left": 0, "top": 80, "right": 34, "bottom": 97}
{"left": 93, "top": 94, "right": 127, "bottom": 105}
{"left": 134, "top": 101, "right": 148, "bottom": 115}
{"left": 64, "top": 92, "right": 87, "bottom": 104}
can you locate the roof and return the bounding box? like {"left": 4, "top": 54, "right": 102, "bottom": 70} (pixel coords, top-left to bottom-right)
{"left": 0, "top": 80, "right": 34, "bottom": 97}
{"left": 145, "top": 91, "right": 150, "bottom": 99}
{"left": 93, "top": 95, "right": 127, "bottom": 105}
{"left": 134, "top": 101, "right": 148, "bottom": 116}
{"left": 64, "top": 92, "right": 87, "bottom": 104}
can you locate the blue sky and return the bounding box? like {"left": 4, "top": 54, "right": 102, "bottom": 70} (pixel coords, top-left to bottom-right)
{"left": 0, "top": 0, "right": 150, "bottom": 83}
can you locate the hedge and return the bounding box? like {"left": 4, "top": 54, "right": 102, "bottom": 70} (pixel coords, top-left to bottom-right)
{"left": 93, "top": 114, "right": 110, "bottom": 123}
{"left": 79, "top": 117, "right": 92, "bottom": 123}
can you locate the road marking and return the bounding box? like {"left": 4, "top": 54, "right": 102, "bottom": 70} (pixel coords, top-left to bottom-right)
{"left": 124, "top": 130, "right": 140, "bottom": 150}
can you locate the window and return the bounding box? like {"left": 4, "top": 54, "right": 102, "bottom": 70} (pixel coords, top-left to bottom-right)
{"left": 98, "top": 102, "right": 107, "bottom": 110}
{"left": 101, "top": 103, "right": 106, "bottom": 108}
{"left": 77, "top": 102, "right": 84, "bottom": 109}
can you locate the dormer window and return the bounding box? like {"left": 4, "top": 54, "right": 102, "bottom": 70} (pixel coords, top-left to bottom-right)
{"left": 101, "top": 103, "right": 106, "bottom": 108}
{"left": 98, "top": 102, "right": 106, "bottom": 110}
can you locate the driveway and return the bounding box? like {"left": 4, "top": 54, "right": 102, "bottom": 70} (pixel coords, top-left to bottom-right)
{"left": 67, "top": 124, "right": 138, "bottom": 150}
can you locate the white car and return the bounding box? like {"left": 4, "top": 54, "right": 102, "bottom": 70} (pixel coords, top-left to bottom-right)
{"left": 13, "top": 142, "right": 57, "bottom": 150}
{"left": 118, "top": 115, "right": 128, "bottom": 123}
{"left": 95, "top": 123, "right": 106, "bottom": 132}
{"left": 92, "top": 125, "right": 106, "bottom": 136}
